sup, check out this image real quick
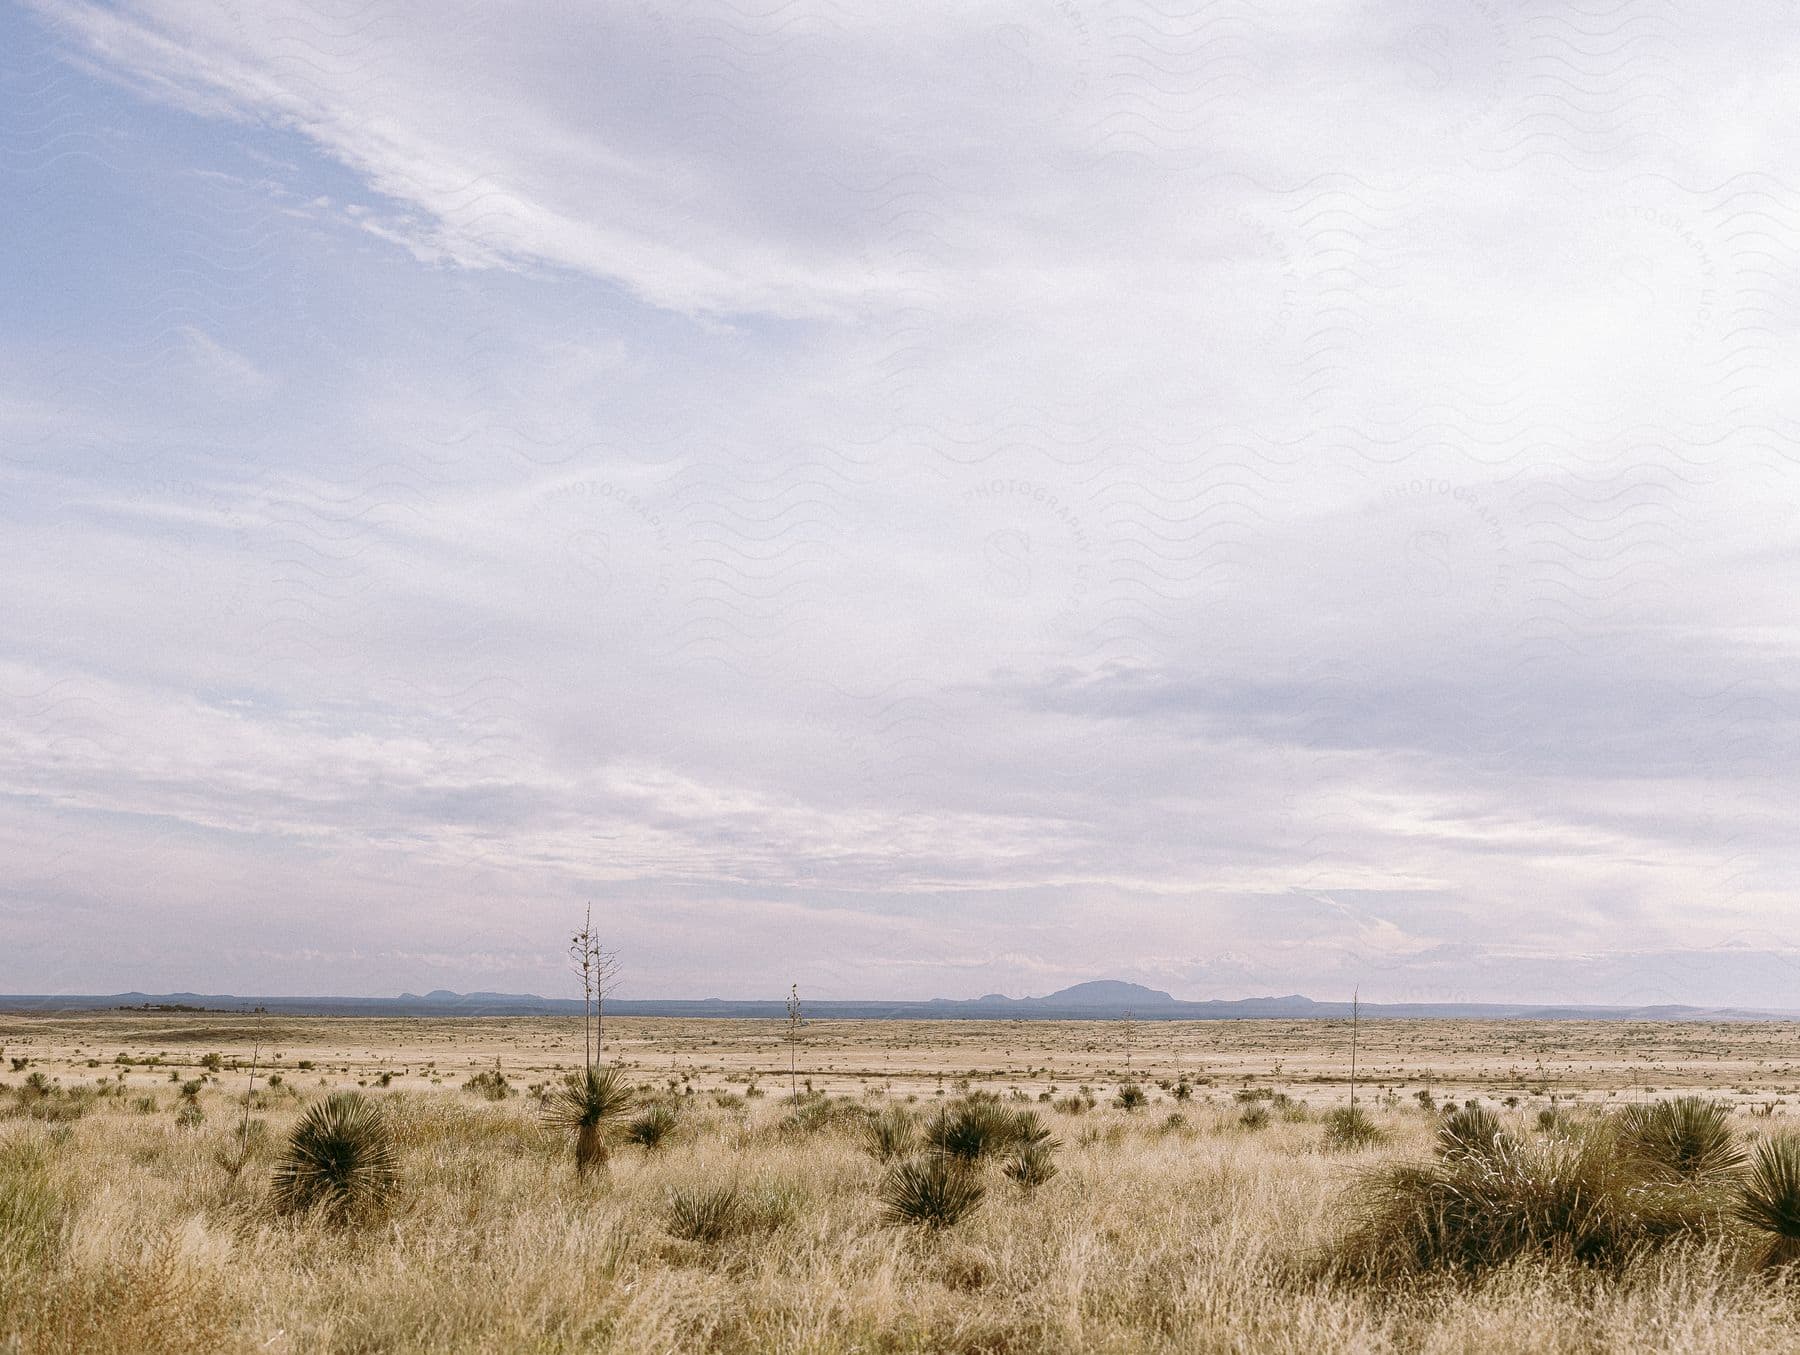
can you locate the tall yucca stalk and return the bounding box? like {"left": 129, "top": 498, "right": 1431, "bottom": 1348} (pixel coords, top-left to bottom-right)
{"left": 547, "top": 1063, "right": 635, "bottom": 1177}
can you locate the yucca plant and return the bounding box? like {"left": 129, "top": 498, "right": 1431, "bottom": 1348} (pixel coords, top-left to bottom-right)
{"left": 270, "top": 1093, "right": 398, "bottom": 1221}
{"left": 545, "top": 1063, "right": 635, "bottom": 1177}
{"left": 1338, "top": 1121, "right": 1722, "bottom": 1278}
{"left": 1618, "top": 1096, "right": 1744, "bottom": 1182}
{"left": 879, "top": 1153, "right": 986, "bottom": 1229}
{"left": 665, "top": 1183, "right": 741, "bottom": 1244}
{"left": 627, "top": 1103, "right": 679, "bottom": 1151}
{"left": 1004, "top": 1140, "right": 1059, "bottom": 1189}
{"left": 1437, "top": 1103, "right": 1511, "bottom": 1161}
{"left": 923, "top": 1099, "right": 1045, "bottom": 1162}
{"left": 1736, "top": 1134, "right": 1800, "bottom": 1266}
{"left": 1325, "top": 1105, "right": 1384, "bottom": 1150}
{"left": 175, "top": 1079, "right": 205, "bottom": 1130}
{"left": 863, "top": 1106, "right": 916, "bottom": 1161}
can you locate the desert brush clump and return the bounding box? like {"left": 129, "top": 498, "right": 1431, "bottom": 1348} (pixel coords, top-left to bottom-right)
{"left": 1004, "top": 1140, "right": 1059, "bottom": 1189}
{"left": 664, "top": 1182, "right": 742, "bottom": 1244}
{"left": 663, "top": 1178, "right": 796, "bottom": 1244}
{"left": 1617, "top": 1096, "right": 1745, "bottom": 1182}
{"left": 879, "top": 1153, "right": 987, "bottom": 1229}
{"left": 626, "top": 1102, "right": 679, "bottom": 1150}
{"left": 1334, "top": 1113, "right": 1729, "bottom": 1279}
{"left": 461, "top": 1068, "right": 514, "bottom": 1101}
{"left": 1323, "top": 1106, "right": 1384, "bottom": 1151}
{"left": 862, "top": 1105, "right": 916, "bottom": 1161}
{"left": 1735, "top": 1133, "right": 1800, "bottom": 1267}
{"left": 175, "top": 1080, "right": 205, "bottom": 1129}
{"left": 923, "top": 1099, "right": 1051, "bottom": 1163}
{"left": 270, "top": 1092, "right": 399, "bottom": 1221}
{"left": 1436, "top": 1102, "right": 1512, "bottom": 1161}
{"left": 545, "top": 1063, "right": 635, "bottom": 1177}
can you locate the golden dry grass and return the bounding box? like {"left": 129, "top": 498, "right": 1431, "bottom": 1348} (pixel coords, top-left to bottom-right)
{"left": 6, "top": 1015, "right": 1800, "bottom": 1352}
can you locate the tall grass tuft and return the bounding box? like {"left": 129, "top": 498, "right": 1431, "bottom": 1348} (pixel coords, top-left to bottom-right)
{"left": 879, "top": 1154, "right": 986, "bottom": 1229}
{"left": 0, "top": 1141, "right": 68, "bottom": 1277}
{"left": 270, "top": 1092, "right": 399, "bottom": 1221}
{"left": 1736, "top": 1134, "right": 1800, "bottom": 1266}
{"left": 545, "top": 1063, "right": 635, "bottom": 1177}
{"left": 1618, "top": 1096, "right": 1744, "bottom": 1182}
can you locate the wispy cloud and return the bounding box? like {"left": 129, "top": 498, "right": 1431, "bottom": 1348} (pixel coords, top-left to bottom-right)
{"left": 4, "top": 1, "right": 1800, "bottom": 1001}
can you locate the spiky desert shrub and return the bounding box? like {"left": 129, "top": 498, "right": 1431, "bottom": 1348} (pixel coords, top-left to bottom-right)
{"left": 1736, "top": 1134, "right": 1800, "bottom": 1266}
{"left": 879, "top": 1154, "right": 986, "bottom": 1229}
{"left": 462, "top": 1069, "right": 513, "bottom": 1101}
{"left": 1437, "top": 1103, "right": 1512, "bottom": 1161}
{"left": 175, "top": 1080, "right": 205, "bottom": 1130}
{"left": 664, "top": 1179, "right": 795, "bottom": 1244}
{"left": 1619, "top": 1096, "right": 1744, "bottom": 1182}
{"left": 627, "top": 1103, "right": 679, "bottom": 1151}
{"left": 545, "top": 1063, "right": 635, "bottom": 1177}
{"left": 780, "top": 1093, "right": 862, "bottom": 1136}
{"left": 1113, "top": 1084, "right": 1148, "bottom": 1111}
{"left": 1239, "top": 1106, "right": 1270, "bottom": 1131}
{"left": 1004, "top": 1140, "right": 1059, "bottom": 1189}
{"left": 863, "top": 1106, "right": 916, "bottom": 1161}
{"left": 923, "top": 1100, "right": 1047, "bottom": 1162}
{"left": 1335, "top": 1120, "right": 1724, "bottom": 1278}
{"left": 665, "top": 1183, "right": 741, "bottom": 1243}
{"left": 1325, "top": 1106, "right": 1385, "bottom": 1150}
{"left": 270, "top": 1093, "right": 398, "bottom": 1221}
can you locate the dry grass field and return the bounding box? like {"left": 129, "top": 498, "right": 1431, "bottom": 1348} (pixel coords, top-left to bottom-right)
{"left": 9, "top": 1014, "right": 1800, "bottom": 1353}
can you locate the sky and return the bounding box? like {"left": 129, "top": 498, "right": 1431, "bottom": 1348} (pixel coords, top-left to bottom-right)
{"left": 5, "top": 1, "right": 1800, "bottom": 1005}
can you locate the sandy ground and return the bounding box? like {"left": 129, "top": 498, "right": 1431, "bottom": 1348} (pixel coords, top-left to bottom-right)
{"left": 6, "top": 1012, "right": 1800, "bottom": 1111}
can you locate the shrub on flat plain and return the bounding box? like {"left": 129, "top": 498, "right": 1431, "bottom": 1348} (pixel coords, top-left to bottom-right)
{"left": 879, "top": 1154, "right": 986, "bottom": 1229}
{"left": 1437, "top": 1103, "right": 1511, "bottom": 1161}
{"left": 270, "top": 1092, "right": 399, "bottom": 1221}
{"left": 923, "top": 1100, "right": 1051, "bottom": 1162}
{"left": 461, "top": 1069, "right": 513, "bottom": 1101}
{"left": 1335, "top": 1117, "right": 1726, "bottom": 1278}
{"left": 1736, "top": 1134, "right": 1800, "bottom": 1266}
{"left": 863, "top": 1106, "right": 916, "bottom": 1161}
{"left": 627, "top": 1103, "right": 679, "bottom": 1151}
{"left": 1324, "top": 1106, "right": 1384, "bottom": 1151}
{"left": 1618, "top": 1097, "right": 1744, "bottom": 1182}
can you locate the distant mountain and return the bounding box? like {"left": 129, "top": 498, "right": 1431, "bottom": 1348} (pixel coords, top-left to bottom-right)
{"left": 1043, "top": 980, "right": 1179, "bottom": 1008}
{"left": 2, "top": 983, "right": 1797, "bottom": 1022}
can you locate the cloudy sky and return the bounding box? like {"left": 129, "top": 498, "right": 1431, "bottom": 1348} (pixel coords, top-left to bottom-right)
{"left": 5, "top": 1, "right": 1800, "bottom": 1004}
